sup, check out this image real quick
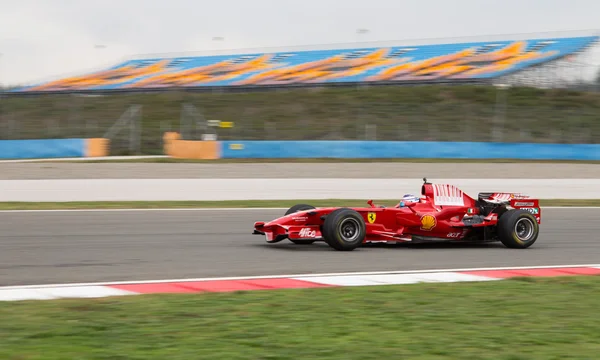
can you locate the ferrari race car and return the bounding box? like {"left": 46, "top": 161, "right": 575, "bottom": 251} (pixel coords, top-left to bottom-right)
{"left": 252, "top": 178, "right": 541, "bottom": 251}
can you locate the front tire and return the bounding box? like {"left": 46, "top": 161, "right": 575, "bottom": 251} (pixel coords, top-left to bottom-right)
{"left": 285, "top": 204, "right": 317, "bottom": 244}
{"left": 497, "top": 209, "right": 539, "bottom": 249}
{"left": 322, "top": 208, "right": 366, "bottom": 251}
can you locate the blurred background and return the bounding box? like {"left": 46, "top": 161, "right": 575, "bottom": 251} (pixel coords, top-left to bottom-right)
{"left": 0, "top": 0, "right": 599, "bottom": 156}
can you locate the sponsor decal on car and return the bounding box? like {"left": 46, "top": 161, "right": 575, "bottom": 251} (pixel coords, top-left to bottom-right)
{"left": 522, "top": 207, "right": 540, "bottom": 214}
{"left": 367, "top": 212, "right": 376, "bottom": 224}
{"left": 298, "top": 228, "right": 317, "bottom": 238}
{"left": 448, "top": 228, "right": 469, "bottom": 238}
{"left": 514, "top": 202, "right": 535, "bottom": 207}
{"left": 420, "top": 214, "right": 437, "bottom": 231}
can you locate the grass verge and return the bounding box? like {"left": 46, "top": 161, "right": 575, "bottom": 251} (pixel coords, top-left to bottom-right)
{"left": 0, "top": 199, "right": 598, "bottom": 210}
{"left": 1, "top": 276, "right": 600, "bottom": 359}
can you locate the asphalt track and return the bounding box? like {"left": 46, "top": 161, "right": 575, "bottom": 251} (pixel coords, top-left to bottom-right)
{"left": 2, "top": 162, "right": 600, "bottom": 179}
{"left": 1, "top": 207, "right": 598, "bottom": 286}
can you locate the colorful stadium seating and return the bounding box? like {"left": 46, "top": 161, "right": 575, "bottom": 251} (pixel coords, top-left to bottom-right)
{"left": 12, "top": 36, "right": 598, "bottom": 92}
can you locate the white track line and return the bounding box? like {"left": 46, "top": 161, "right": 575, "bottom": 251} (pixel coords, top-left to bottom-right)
{"left": 3, "top": 264, "right": 600, "bottom": 290}
{"left": 294, "top": 272, "right": 503, "bottom": 286}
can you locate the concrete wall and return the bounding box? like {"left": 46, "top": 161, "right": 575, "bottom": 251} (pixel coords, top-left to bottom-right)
{"left": 0, "top": 138, "right": 110, "bottom": 159}
{"left": 7, "top": 136, "right": 597, "bottom": 161}
{"left": 163, "top": 132, "right": 220, "bottom": 160}
{"left": 219, "top": 140, "right": 600, "bottom": 160}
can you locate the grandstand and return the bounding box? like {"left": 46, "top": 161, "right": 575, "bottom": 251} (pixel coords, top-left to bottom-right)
{"left": 2, "top": 31, "right": 599, "bottom": 156}
{"left": 9, "top": 33, "right": 599, "bottom": 94}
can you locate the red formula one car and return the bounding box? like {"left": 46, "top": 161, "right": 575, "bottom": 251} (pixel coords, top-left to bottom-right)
{"left": 252, "top": 178, "right": 541, "bottom": 251}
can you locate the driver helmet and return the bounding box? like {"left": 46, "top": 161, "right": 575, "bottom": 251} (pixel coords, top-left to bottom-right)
{"left": 399, "top": 194, "right": 420, "bottom": 207}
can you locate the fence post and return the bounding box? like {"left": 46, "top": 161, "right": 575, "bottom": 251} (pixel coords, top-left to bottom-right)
{"left": 493, "top": 83, "right": 510, "bottom": 142}
{"left": 102, "top": 104, "right": 143, "bottom": 155}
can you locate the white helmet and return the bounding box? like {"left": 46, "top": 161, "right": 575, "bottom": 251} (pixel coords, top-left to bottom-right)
{"left": 399, "top": 194, "right": 420, "bottom": 207}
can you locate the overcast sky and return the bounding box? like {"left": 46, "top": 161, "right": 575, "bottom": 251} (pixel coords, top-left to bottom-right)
{"left": 0, "top": 0, "right": 599, "bottom": 86}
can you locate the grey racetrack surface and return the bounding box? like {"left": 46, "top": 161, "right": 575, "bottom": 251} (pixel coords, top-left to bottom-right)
{"left": 2, "top": 162, "right": 600, "bottom": 179}
{"left": 1, "top": 208, "right": 598, "bottom": 286}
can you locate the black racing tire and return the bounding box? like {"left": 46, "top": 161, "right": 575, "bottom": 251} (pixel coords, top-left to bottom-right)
{"left": 497, "top": 209, "right": 539, "bottom": 249}
{"left": 285, "top": 204, "right": 317, "bottom": 244}
{"left": 322, "top": 208, "right": 366, "bottom": 251}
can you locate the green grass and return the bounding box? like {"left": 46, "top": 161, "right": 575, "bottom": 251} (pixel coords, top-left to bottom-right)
{"left": 3, "top": 84, "right": 600, "bottom": 154}
{"left": 0, "top": 199, "right": 597, "bottom": 210}
{"left": 2, "top": 276, "right": 600, "bottom": 359}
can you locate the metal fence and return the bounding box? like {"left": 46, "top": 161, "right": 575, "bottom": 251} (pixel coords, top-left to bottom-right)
{"left": 1, "top": 84, "right": 599, "bottom": 155}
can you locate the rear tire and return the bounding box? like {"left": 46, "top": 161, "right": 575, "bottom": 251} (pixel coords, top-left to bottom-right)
{"left": 497, "top": 209, "right": 539, "bottom": 249}
{"left": 322, "top": 208, "right": 366, "bottom": 251}
{"left": 285, "top": 204, "right": 317, "bottom": 245}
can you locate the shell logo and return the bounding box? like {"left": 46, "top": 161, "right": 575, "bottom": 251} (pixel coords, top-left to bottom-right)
{"left": 420, "top": 214, "right": 437, "bottom": 231}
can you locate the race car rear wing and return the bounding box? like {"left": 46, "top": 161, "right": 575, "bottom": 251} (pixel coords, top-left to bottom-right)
{"left": 478, "top": 192, "right": 531, "bottom": 204}
{"left": 479, "top": 192, "right": 541, "bottom": 223}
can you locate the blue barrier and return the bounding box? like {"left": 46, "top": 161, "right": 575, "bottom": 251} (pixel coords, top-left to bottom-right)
{"left": 220, "top": 141, "right": 600, "bottom": 160}
{"left": 0, "top": 139, "right": 85, "bottom": 159}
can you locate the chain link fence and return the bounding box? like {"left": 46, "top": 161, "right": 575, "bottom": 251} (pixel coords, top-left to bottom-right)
{"left": 0, "top": 84, "right": 599, "bottom": 155}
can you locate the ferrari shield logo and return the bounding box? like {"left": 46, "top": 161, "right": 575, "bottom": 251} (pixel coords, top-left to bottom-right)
{"left": 420, "top": 214, "right": 437, "bottom": 231}
{"left": 367, "top": 212, "right": 376, "bottom": 224}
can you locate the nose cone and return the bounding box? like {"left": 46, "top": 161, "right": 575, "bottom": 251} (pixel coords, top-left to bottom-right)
{"left": 253, "top": 221, "right": 266, "bottom": 234}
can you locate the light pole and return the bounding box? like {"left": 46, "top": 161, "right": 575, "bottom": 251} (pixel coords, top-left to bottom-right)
{"left": 94, "top": 44, "right": 107, "bottom": 63}
{"left": 0, "top": 52, "right": 3, "bottom": 91}
{"left": 212, "top": 37, "right": 225, "bottom": 52}
{"left": 356, "top": 28, "right": 369, "bottom": 45}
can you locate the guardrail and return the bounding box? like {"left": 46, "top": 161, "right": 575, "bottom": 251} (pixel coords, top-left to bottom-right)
{"left": 0, "top": 138, "right": 109, "bottom": 159}
{"left": 217, "top": 140, "right": 600, "bottom": 161}
{"left": 4, "top": 137, "right": 599, "bottom": 161}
